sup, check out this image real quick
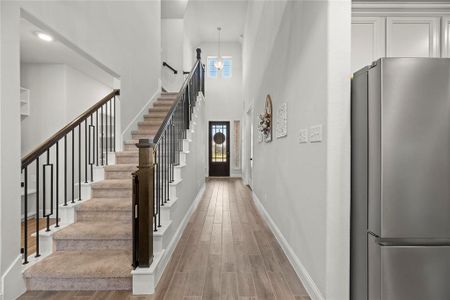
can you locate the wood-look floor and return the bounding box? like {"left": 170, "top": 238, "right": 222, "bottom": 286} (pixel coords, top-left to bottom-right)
{"left": 19, "top": 178, "right": 310, "bottom": 300}
{"left": 21, "top": 217, "right": 57, "bottom": 256}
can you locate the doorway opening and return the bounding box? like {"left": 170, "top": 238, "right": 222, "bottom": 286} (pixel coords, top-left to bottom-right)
{"left": 209, "top": 121, "right": 230, "bottom": 176}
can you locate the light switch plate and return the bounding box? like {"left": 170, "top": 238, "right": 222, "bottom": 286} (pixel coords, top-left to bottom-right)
{"left": 299, "top": 129, "right": 308, "bottom": 143}
{"left": 309, "top": 125, "right": 322, "bottom": 142}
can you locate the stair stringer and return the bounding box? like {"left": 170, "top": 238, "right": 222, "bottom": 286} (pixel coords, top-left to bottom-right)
{"left": 132, "top": 93, "right": 207, "bottom": 295}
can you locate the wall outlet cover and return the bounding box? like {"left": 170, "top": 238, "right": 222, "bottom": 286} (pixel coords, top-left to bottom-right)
{"left": 309, "top": 124, "right": 323, "bottom": 142}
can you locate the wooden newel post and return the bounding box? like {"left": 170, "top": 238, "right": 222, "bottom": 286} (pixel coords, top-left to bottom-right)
{"left": 132, "top": 138, "right": 154, "bottom": 268}
{"left": 196, "top": 48, "right": 203, "bottom": 94}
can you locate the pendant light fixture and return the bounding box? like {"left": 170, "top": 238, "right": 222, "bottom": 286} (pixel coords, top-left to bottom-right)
{"left": 214, "top": 27, "right": 224, "bottom": 70}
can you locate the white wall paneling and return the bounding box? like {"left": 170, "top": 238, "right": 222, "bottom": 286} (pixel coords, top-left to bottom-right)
{"left": 441, "top": 17, "right": 450, "bottom": 58}
{"left": 386, "top": 17, "right": 440, "bottom": 58}
{"left": 352, "top": 17, "right": 385, "bottom": 72}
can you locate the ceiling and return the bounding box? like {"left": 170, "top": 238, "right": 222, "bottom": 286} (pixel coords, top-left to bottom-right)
{"left": 20, "top": 18, "right": 114, "bottom": 87}
{"left": 184, "top": 0, "right": 248, "bottom": 46}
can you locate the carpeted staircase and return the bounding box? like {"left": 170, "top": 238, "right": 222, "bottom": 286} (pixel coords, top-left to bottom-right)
{"left": 23, "top": 92, "right": 178, "bottom": 291}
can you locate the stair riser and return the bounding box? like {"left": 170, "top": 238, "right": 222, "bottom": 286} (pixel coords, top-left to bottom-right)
{"left": 149, "top": 108, "right": 170, "bottom": 113}
{"left": 139, "top": 121, "right": 163, "bottom": 126}
{"left": 133, "top": 130, "right": 157, "bottom": 135}
{"left": 76, "top": 210, "right": 132, "bottom": 223}
{"left": 138, "top": 123, "right": 159, "bottom": 128}
{"left": 132, "top": 133, "right": 155, "bottom": 140}
{"left": 137, "top": 125, "right": 159, "bottom": 132}
{"left": 116, "top": 156, "right": 138, "bottom": 164}
{"left": 26, "top": 277, "right": 132, "bottom": 291}
{"left": 54, "top": 239, "right": 132, "bottom": 252}
{"left": 143, "top": 116, "right": 165, "bottom": 122}
{"left": 92, "top": 188, "right": 132, "bottom": 198}
{"left": 105, "top": 171, "right": 134, "bottom": 180}
{"left": 124, "top": 144, "right": 139, "bottom": 151}
{"left": 152, "top": 101, "right": 174, "bottom": 111}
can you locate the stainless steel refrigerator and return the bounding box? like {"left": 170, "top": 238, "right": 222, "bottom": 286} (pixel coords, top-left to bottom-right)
{"left": 351, "top": 58, "right": 450, "bottom": 300}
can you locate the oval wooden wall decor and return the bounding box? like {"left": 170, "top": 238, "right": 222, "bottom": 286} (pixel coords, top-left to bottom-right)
{"left": 258, "top": 94, "right": 273, "bottom": 143}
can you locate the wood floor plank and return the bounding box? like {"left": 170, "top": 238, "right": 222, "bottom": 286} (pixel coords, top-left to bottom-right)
{"left": 19, "top": 179, "right": 309, "bottom": 300}
{"left": 220, "top": 272, "right": 239, "bottom": 300}
{"left": 267, "top": 271, "right": 295, "bottom": 300}
{"left": 164, "top": 272, "right": 188, "bottom": 300}
{"left": 202, "top": 254, "right": 222, "bottom": 300}
{"left": 236, "top": 271, "right": 256, "bottom": 297}
{"left": 184, "top": 270, "right": 207, "bottom": 297}
{"left": 248, "top": 255, "right": 276, "bottom": 300}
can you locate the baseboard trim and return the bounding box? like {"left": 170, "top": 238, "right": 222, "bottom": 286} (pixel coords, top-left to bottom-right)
{"left": 121, "top": 85, "right": 161, "bottom": 143}
{"left": 251, "top": 192, "right": 324, "bottom": 300}
{"left": 1, "top": 255, "right": 26, "bottom": 300}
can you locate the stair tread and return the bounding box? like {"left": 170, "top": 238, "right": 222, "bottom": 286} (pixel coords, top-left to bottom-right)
{"left": 104, "top": 164, "right": 137, "bottom": 172}
{"left": 150, "top": 105, "right": 171, "bottom": 110}
{"left": 24, "top": 250, "right": 132, "bottom": 279}
{"left": 91, "top": 179, "right": 131, "bottom": 189}
{"left": 115, "top": 151, "right": 138, "bottom": 157}
{"left": 131, "top": 129, "right": 157, "bottom": 134}
{"left": 53, "top": 222, "right": 131, "bottom": 240}
{"left": 78, "top": 197, "right": 131, "bottom": 211}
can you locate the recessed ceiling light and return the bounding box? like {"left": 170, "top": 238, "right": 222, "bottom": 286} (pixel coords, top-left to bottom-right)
{"left": 35, "top": 31, "right": 53, "bottom": 42}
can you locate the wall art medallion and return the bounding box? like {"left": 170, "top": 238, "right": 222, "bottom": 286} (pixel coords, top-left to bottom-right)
{"left": 258, "top": 94, "right": 273, "bottom": 143}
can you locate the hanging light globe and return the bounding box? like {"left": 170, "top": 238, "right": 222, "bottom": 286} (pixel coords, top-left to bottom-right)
{"left": 214, "top": 59, "right": 224, "bottom": 70}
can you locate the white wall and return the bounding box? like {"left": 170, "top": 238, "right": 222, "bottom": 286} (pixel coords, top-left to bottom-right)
{"left": 351, "top": 3, "right": 450, "bottom": 72}
{"left": 20, "top": 64, "right": 66, "bottom": 156}
{"left": 0, "top": 1, "right": 161, "bottom": 298}
{"left": 162, "top": 19, "right": 185, "bottom": 91}
{"left": 200, "top": 42, "right": 243, "bottom": 177}
{"left": 242, "top": 1, "right": 351, "bottom": 299}
{"left": 20, "top": 63, "right": 111, "bottom": 155}
{"left": 65, "top": 65, "right": 112, "bottom": 119}
{"left": 183, "top": 32, "right": 194, "bottom": 72}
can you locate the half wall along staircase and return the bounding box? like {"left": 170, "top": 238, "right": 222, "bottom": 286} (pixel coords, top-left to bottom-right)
{"left": 21, "top": 49, "right": 205, "bottom": 292}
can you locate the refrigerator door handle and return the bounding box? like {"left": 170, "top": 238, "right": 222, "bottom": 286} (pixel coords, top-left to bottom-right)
{"left": 376, "top": 238, "right": 450, "bottom": 247}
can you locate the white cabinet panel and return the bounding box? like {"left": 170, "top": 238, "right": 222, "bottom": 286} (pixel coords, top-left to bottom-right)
{"left": 441, "top": 17, "right": 450, "bottom": 57}
{"left": 352, "top": 17, "right": 386, "bottom": 72}
{"left": 387, "top": 17, "right": 440, "bottom": 58}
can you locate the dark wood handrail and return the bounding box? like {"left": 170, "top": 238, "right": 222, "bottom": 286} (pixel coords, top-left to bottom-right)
{"left": 153, "top": 59, "right": 201, "bottom": 144}
{"left": 162, "top": 61, "right": 178, "bottom": 74}
{"left": 21, "top": 89, "right": 120, "bottom": 168}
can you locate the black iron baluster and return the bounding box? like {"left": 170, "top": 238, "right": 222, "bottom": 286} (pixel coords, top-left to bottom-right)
{"left": 85, "top": 120, "right": 87, "bottom": 183}
{"left": 90, "top": 115, "right": 94, "bottom": 182}
{"left": 78, "top": 125, "right": 81, "bottom": 201}
{"left": 110, "top": 99, "right": 112, "bottom": 153}
{"left": 43, "top": 150, "right": 49, "bottom": 231}
{"left": 113, "top": 96, "right": 116, "bottom": 152}
{"left": 101, "top": 105, "right": 104, "bottom": 165}
{"left": 23, "top": 166, "right": 28, "bottom": 264}
{"left": 35, "top": 157, "right": 40, "bottom": 258}
{"left": 64, "top": 136, "right": 67, "bottom": 206}
{"left": 72, "top": 129, "right": 75, "bottom": 203}
{"left": 96, "top": 111, "right": 99, "bottom": 166}
{"left": 56, "top": 142, "right": 59, "bottom": 227}
{"left": 105, "top": 103, "right": 109, "bottom": 165}
{"left": 163, "top": 133, "right": 166, "bottom": 206}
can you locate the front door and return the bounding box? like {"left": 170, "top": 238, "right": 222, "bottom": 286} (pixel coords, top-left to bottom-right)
{"left": 209, "top": 121, "right": 230, "bottom": 176}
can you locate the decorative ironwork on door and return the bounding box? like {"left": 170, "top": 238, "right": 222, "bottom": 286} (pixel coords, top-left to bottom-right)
{"left": 209, "top": 121, "right": 230, "bottom": 176}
